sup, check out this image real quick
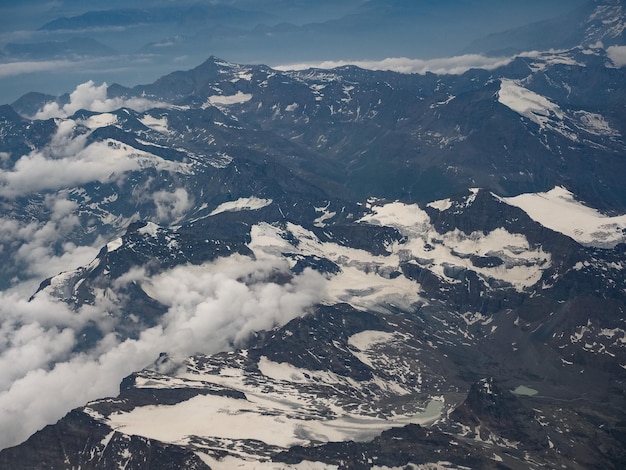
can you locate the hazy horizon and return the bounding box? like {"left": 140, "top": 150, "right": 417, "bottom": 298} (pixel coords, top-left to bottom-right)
{"left": 0, "top": 0, "right": 586, "bottom": 105}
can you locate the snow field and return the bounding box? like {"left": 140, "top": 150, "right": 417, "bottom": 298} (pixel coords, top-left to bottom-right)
{"left": 501, "top": 186, "right": 626, "bottom": 248}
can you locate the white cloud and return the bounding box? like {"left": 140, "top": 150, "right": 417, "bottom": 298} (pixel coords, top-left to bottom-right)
{"left": 113, "top": 267, "right": 148, "bottom": 290}
{"left": 33, "top": 80, "right": 167, "bottom": 119}
{"left": 274, "top": 54, "right": 514, "bottom": 75}
{"left": 607, "top": 45, "right": 626, "bottom": 67}
{"left": 0, "top": 193, "right": 102, "bottom": 282}
{"left": 0, "top": 139, "right": 140, "bottom": 198}
{"left": 0, "top": 254, "right": 327, "bottom": 450}
{"left": 0, "top": 117, "right": 187, "bottom": 199}
{"left": 0, "top": 320, "right": 76, "bottom": 390}
{"left": 153, "top": 188, "right": 193, "bottom": 224}
{"left": 143, "top": 256, "right": 326, "bottom": 353}
{"left": 0, "top": 334, "right": 150, "bottom": 451}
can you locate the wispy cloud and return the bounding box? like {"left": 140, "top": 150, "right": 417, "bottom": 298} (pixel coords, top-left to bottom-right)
{"left": 153, "top": 188, "right": 194, "bottom": 223}
{"left": 274, "top": 54, "right": 514, "bottom": 75}
{"left": 0, "top": 59, "right": 76, "bottom": 78}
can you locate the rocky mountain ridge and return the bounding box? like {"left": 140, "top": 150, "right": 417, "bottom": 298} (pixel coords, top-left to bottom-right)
{"left": 0, "top": 3, "right": 625, "bottom": 468}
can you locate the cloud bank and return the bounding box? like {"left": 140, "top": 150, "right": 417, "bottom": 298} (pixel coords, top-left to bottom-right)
{"left": 274, "top": 54, "right": 514, "bottom": 75}
{"left": 0, "top": 132, "right": 139, "bottom": 199}
{"left": 33, "top": 80, "right": 166, "bottom": 119}
{"left": 0, "top": 255, "right": 326, "bottom": 450}
{"left": 275, "top": 48, "right": 626, "bottom": 76}
{"left": 0, "top": 114, "right": 185, "bottom": 199}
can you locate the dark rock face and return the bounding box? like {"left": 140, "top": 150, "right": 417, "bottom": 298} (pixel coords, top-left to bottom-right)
{"left": 248, "top": 303, "right": 388, "bottom": 380}
{"left": 450, "top": 378, "right": 548, "bottom": 448}
{"left": 274, "top": 424, "right": 508, "bottom": 470}
{"left": 449, "top": 377, "right": 626, "bottom": 469}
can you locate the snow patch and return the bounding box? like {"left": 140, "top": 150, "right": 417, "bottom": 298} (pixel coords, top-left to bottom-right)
{"left": 257, "top": 357, "right": 363, "bottom": 386}
{"left": 106, "top": 237, "right": 123, "bottom": 252}
{"left": 80, "top": 113, "right": 118, "bottom": 129}
{"left": 359, "top": 201, "right": 430, "bottom": 230}
{"left": 314, "top": 202, "right": 336, "bottom": 227}
{"left": 573, "top": 110, "right": 619, "bottom": 136}
{"left": 236, "top": 71, "right": 253, "bottom": 81}
{"left": 426, "top": 199, "right": 452, "bottom": 212}
{"left": 209, "top": 197, "right": 272, "bottom": 216}
{"left": 137, "top": 222, "right": 160, "bottom": 238}
{"left": 498, "top": 79, "right": 564, "bottom": 128}
{"left": 501, "top": 186, "right": 626, "bottom": 248}
{"left": 204, "top": 92, "right": 253, "bottom": 107}
{"left": 429, "top": 95, "right": 456, "bottom": 108}
{"left": 139, "top": 114, "right": 171, "bottom": 134}
{"left": 257, "top": 357, "right": 314, "bottom": 383}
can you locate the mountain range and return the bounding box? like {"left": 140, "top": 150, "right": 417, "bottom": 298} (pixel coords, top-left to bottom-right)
{"left": 0, "top": 1, "right": 625, "bottom": 469}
